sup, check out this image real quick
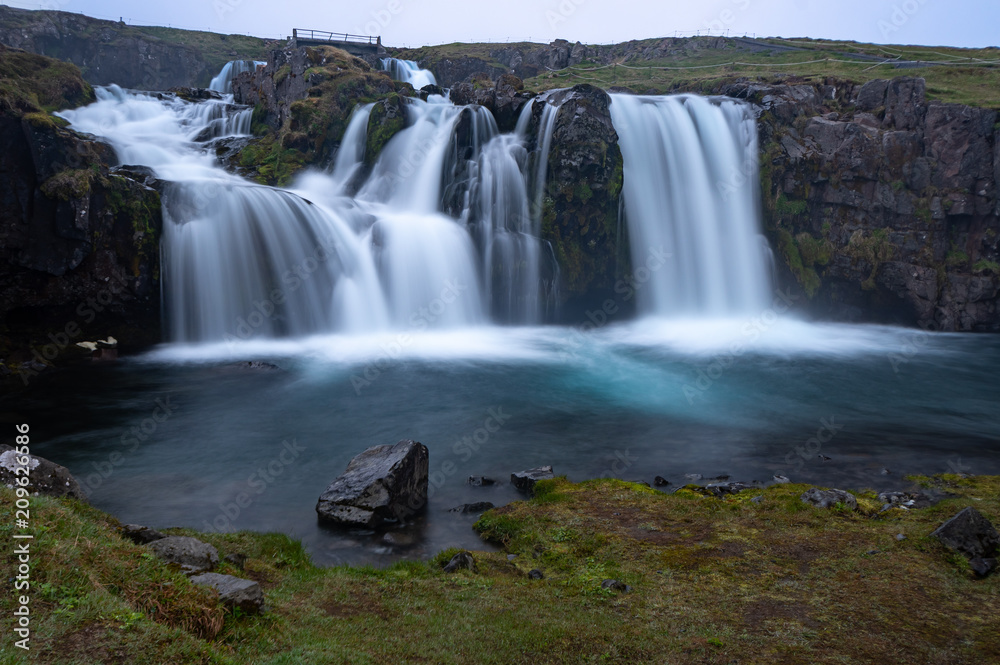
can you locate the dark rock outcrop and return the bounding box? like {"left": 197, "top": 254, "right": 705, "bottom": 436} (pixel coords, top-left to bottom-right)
{"left": 0, "top": 6, "right": 269, "bottom": 89}
{"left": 448, "top": 501, "right": 495, "bottom": 514}
{"left": 189, "top": 572, "right": 265, "bottom": 613}
{"left": 148, "top": 536, "right": 220, "bottom": 572}
{"left": 442, "top": 551, "right": 476, "bottom": 573}
{"left": 316, "top": 439, "right": 429, "bottom": 528}
{"left": 729, "top": 76, "right": 1000, "bottom": 331}
{"left": 523, "top": 85, "right": 626, "bottom": 314}
{"left": 0, "top": 444, "right": 86, "bottom": 501}
{"left": 448, "top": 73, "right": 533, "bottom": 133}
{"left": 0, "top": 47, "right": 162, "bottom": 370}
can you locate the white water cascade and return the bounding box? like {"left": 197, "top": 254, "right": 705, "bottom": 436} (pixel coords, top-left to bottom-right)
{"left": 208, "top": 60, "right": 266, "bottom": 94}
{"left": 380, "top": 58, "right": 437, "bottom": 89}
{"left": 609, "top": 94, "right": 772, "bottom": 316}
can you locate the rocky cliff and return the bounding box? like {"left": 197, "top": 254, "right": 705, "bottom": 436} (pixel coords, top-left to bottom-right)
{"left": 0, "top": 47, "right": 162, "bottom": 374}
{"left": 719, "top": 76, "right": 999, "bottom": 331}
{"left": 0, "top": 7, "right": 271, "bottom": 89}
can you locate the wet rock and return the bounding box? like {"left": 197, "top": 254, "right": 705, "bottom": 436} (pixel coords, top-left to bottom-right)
{"left": 511, "top": 466, "right": 554, "bottom": 494}
{"left": 443, "top": 551, "right": 476, "bottom": 573}
{"left": 148, "top": 536, "right": 219, "bottom": 572}
{"left": 382, "top": 532, "right": 415, "bottom": 547}
{"left": 467, "top": 476, "right": 497, "bottom": 487}
{"left": 119, "top": 524, "right": 166, "bottom": 545}
{"left": 189, "top": 572, "right": 264, "bottom": 613}
{"left": 931, "top": 507, "right": 999, "bottom": 572}
{"left": 0, "top": 445, "right": 87, "bottom": 501}
{"left": 800, "top": 488, "right": 858, "bottom": 511}
{"left": 653, "top": 476, "right": 670, "bottom": 487}
{"left": 223, "top": 553, "right": 247, "bottom": 570}
{"left": 772, "top": 474, "right": 791, "bottom": 484}
{"left": 877, "top": 490, "right": 944, "bottom": 509}
{"left": 316, "top": 439, "right": 429, "bottom": 528}
{"left": 448, "top": 502, "right": 495, "bottom": 514}
{"left": 528, "top": 568, "right": 544, "bottom": 579}
{"left": 704, "top": 481, "right": 758, "bottom": 497}
{"left": 601, "top": 579, "right": 631, "bottom": 593}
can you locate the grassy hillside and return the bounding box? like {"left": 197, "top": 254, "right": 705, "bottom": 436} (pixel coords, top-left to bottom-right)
{"left": 2, "top": 474, "right": 998, "bottom": 664}
{"left": 399, "top": 37, "right": 1000, "bottom": 108}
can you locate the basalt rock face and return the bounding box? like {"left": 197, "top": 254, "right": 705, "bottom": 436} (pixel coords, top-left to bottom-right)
{"left": 523, "top": 85, "right": 626, "bottom": 315}
{"left": 448, "top": 73, "right": 533, "bottom": 133}
{"left": 725, "top": 76, "right": 1000, "bottom": 331}
{"left": 0, "top": 48, "right": 162, "bottom": 370}
{"left": 0, "top": 7, "right": 210, "bottom": 89}
{"left": 230, "top": 45, "right": 402, "bottom": 184}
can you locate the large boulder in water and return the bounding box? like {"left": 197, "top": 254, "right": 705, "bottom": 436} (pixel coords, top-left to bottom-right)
{"left": 316, "top": 440, "right": 429, "bottom": 528}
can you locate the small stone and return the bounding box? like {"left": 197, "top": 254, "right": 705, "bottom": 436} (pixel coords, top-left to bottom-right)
{"left": 528, "top": 569, "right": 544, "bottom": 580}
{"left": 120, "top": 524, "right": 167, "bottom": 545}
{"left": 189, "top": 573, "right": 264, "bottom": 613}
{"left": 800, "top": 488, "right": 858, "bottom": 511}
{"left": 867, "top": 549, "right": 880, "bottom": 555}
{"left": 772, "top": 474, "right": 790, "bottom": 484}
{"left": 382, "top": 532, "right": 415, "bottom": 547}
{"left": 442, "top": 551, "right": 476, "bottom": 573}
{"left": 818, "top": 454, "right": 832, "bottom": 461}
{"left": 506, "top": 554, "right": 518, "bottom": 561}
{"left": 224, "top": 553, "right": 247, "bottom": 570}
{"left": 467, "top": 476, "right": 497, "bottom": 487}
{"left": 896, "top": 533, "right": 906, "bottom": 541}
{"left": 148, "top": 536, "right": 219, "bottom": 572}
{"left": 601, "top": 579, "right": 631, "bottom": 593}
{"left": 969, "top": 557, "right": 998, "bottom": 578}
{"left": 751, "top": 495, "right": 764, "bottom": 504}
{"left": 880, "top": 467, "right": 891, "bottom": 475}
{"left": 931, "top": 507, "right": 999, "bottom": 563}
{"left": 653, "top": 476, "right": 670, "bottom": 487}
{"left": 511, "top": 466, "right": 554, "bottom": 494}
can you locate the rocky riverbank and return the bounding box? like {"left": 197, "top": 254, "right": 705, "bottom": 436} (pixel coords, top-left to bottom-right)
{"left": 2, "top": 439, "right": 998, "bottom": 663}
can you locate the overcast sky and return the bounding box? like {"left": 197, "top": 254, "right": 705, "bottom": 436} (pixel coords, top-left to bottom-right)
{"left": 8, "top": 0, "right": 999, "bottom": 49}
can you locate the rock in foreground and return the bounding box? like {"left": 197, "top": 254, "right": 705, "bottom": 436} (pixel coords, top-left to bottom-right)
{"left": 316, "top": 440, "right": 429, "bottom": 528}
{"left": 0, "top": 445, "right": 87, "bottom": 501}
{"left": 189, "top": 573, "right": 264, "bottom": 613}
{"left": 147, "top": 536, "right": 219, "bottom": 572}
{"left": 931, "top": 506, "right": 999, "bottom": 577}
{"left": 800, "top": 488, "right": 858, "bottom": 510}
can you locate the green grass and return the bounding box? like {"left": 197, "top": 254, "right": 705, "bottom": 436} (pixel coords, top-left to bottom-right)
{"left": 0, "top": 44, "right": 93, "bottom": 116}
{"left": 395, "top": 36, "right": 1000, "bottom": 109}
{"left": 3, "top": 474, "right": 999, "bottom": 664}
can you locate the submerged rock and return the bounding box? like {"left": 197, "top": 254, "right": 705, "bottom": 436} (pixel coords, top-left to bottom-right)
{"left": 448, "top": 501, "right": 495, "bottom": 514}
{"left": 148, "top": 536, "right": 219, "bottom": 572}
{"left": 316, "top": 439, "right": 429, "bottom": 528}
{"left": 467, "top": 476, "right": 498, "bottom": 487}
{"left": 800, "top": 488, "right": 858, "bottom": 510}
{"left": 189, "top": 572, "right": 264, "bottom": 613}
{"left": 511, "top": 466, "right": 554, "bottom": 494}
{"left": 0, "top": 445, "right": 87, "bottom": 501}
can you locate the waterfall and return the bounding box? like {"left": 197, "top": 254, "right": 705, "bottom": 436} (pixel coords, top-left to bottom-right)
{"left": 609, "top": 94, "right": 771, "bottom": 316}
{"left": 380, "top": 58, "right": 438, "bottom": 89}
{"left": 208, "top": 60, "right": 266, "bottom": 94}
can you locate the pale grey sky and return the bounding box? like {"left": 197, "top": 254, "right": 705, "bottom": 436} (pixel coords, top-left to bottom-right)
{"left": 7, "top": 0, "right": 999, "bottom": 48}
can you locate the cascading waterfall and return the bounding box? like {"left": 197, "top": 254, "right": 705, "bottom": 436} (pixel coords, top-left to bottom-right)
{"left": 380, "top": 58, "right": 437, "bottom": 89}
{"left": 57, "top": 56, "right": 773, "bottom": 344}
{"left": 609, "top": 94, "right": 772, "bottom": 316}
{"left": 208, "top": 60, "right": 266, "bottom": 94}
